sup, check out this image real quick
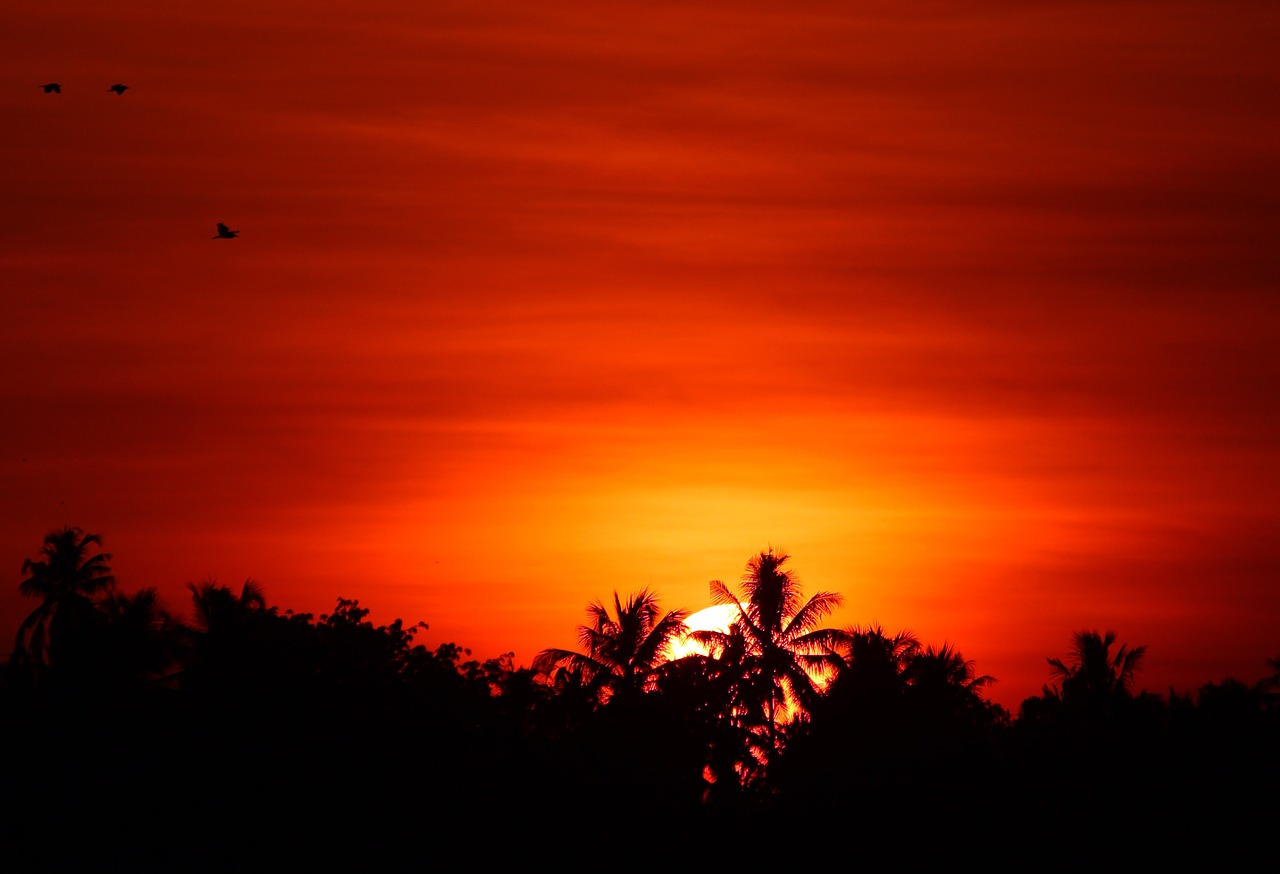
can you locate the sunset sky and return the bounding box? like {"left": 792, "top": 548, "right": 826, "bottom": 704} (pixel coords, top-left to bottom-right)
{"left": 3, "top": 1, "right": 1277, "bottom": 711}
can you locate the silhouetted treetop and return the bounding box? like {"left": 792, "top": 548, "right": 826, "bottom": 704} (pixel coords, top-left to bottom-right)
{"left": 11, "top": 527, "right": 116, "bottom": 684}
{"left": 532, "top": 587, "right": 689, "bottom": 705}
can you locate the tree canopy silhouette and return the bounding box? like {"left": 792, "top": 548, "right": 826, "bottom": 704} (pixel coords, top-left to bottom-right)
{"left": 4, "top": 527, "right": 1278, "bottom": 866}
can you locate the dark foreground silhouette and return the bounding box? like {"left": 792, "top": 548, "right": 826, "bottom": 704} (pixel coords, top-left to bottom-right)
{"left": 3, "top": 528, "right": 1276, "bottom": 867}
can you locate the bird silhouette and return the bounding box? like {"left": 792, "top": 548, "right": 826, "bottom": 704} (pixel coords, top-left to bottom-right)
{"left": 40, "top": 83, "right": 61, "bottom": 94}
{"left": 213, "top": 223, "right": 239, "bottom": 239}
{"left": 107, "top": 84, "right": 129, "bottom": 95}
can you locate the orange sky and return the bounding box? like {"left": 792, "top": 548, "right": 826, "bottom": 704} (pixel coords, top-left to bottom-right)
{"left": 3, "top": 1, "right": 1278, "bottom": 711}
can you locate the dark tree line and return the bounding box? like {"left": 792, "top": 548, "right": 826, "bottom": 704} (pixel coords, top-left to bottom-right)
{"left": 3, "top": 527, "right": 1277, "bottom": 867}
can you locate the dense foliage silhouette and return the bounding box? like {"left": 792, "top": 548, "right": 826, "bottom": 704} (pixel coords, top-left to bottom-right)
{"left": 2, "top": 528, "right": 1276, "bottom": 866}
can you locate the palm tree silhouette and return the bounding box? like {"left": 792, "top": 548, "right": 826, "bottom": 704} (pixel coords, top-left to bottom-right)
{"left": 181, "top": 579, "right": 275, "bottom": 696}
{"left": 906, "top": 642, "right": 994, "bottom": 700}
{"left": 903, "top": 641, "right": 1004, "bottom": 734}
{"left": 1046, "top": 629, "right": 1147, "bottom": 708}
{"left": 188, "top": 578, "right": 267, "bottom": 629}
{"left": 532, "top": 588, "right": 689, "bottom": 706}
{"left": 680, "top": 617, "right": 774, "bottom": 789}
{"left": 788, "top": 623, "right": 920, "bottom": 773}
{"left": 11, "top": 527, "right": 116, "bottom": 680}
{"left": 824, "top": 624, "right": 919, "bottom": 705}
{"left": 95, "top": 587, "right": 184, "bottom": 690}
{"left": 702, "top": 549, "right": 846, "bottom": 770}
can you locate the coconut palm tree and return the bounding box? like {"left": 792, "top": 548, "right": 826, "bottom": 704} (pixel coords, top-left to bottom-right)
{"left": 530, "top": 590, "right": 702, "bottom": 813}
{"left": 678, "top": 617, "right": 775, "bottom": 790}
{"left": 532, "top": 588, "right": 689, "bottom": 706}
{"left": 703, "top": 548, "right": 847, "bottom": 769}
{"left": 11, "top": 527, "right": 116, "bottom": 680}
{"left": 1046, "top": 629, "right": 1147, "bottom": 709}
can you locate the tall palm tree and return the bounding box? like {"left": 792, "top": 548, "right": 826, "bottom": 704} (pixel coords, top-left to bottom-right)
{"left": 12, "top": 527, "right": 116, "bottom": 677}
{"left": 532, "top": 588, "right": 689, "bottom": 706}
{"left": 704, "top": 548, "right": 846, "bottom": 767}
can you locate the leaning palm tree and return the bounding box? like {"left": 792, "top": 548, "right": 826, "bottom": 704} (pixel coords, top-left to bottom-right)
{"left": 532, "top": 588, "right": 689, "bottom": 707}
{"left": 703, "top": 549, "right": 847, "bottom": 768}
{"left": 12, "top": 527, "right": 116, "bottom": 678}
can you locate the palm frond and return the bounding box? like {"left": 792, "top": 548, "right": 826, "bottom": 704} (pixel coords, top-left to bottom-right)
{"left": 708, "top": 579, "right": 742, "bottom": 608}
{"left": 782, "top": 590, "right": 844, "bottom": 636}
{"left": 532, "top": 647, "right": 605, "bottom": 680}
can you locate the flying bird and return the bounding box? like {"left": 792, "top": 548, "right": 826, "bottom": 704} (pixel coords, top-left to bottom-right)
{"left": 213, "top": 223, "right": 239, "bottom": 239}
{"left": 107, "top": 84, "right": 129, "bottom": 95}
{"left": 40, "top": 83, "right": 61, "bottom": 94}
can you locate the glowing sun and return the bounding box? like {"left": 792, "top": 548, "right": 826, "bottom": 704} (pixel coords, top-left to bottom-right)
{"left": 668, "top": 603, "right": 742, "bottom": 661}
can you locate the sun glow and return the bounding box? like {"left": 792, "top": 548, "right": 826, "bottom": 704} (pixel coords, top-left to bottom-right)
{"left": 667, "top": 603, "right": 741, "bottom": 661}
